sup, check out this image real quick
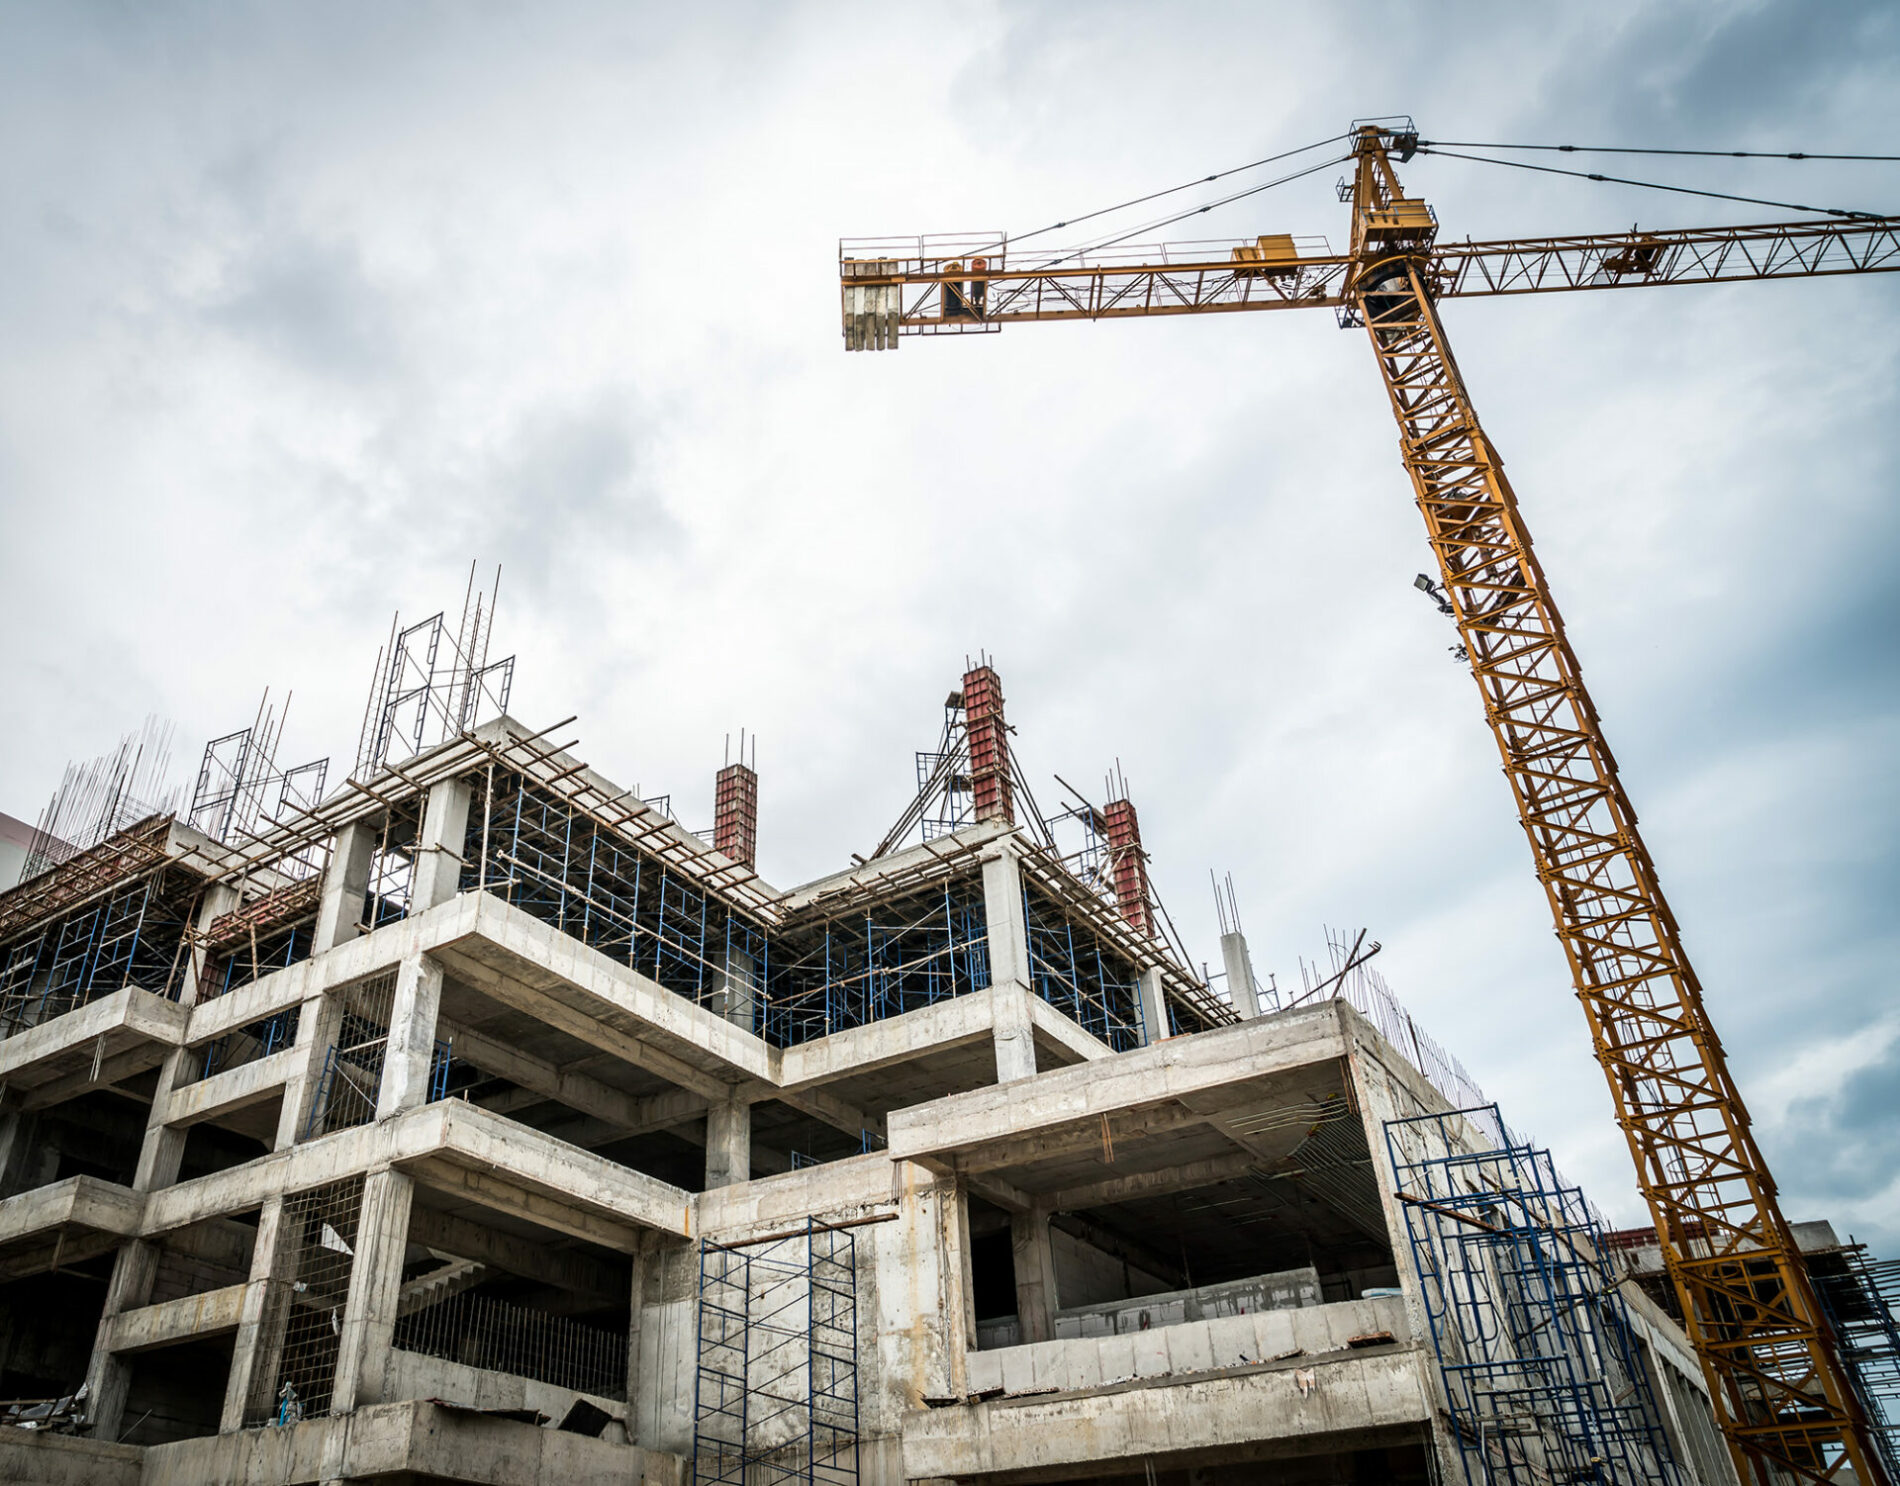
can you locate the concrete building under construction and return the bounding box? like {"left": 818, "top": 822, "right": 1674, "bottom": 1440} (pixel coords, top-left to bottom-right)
{"left": 0, "top": 636, "right": 1880, "bottom": 1486}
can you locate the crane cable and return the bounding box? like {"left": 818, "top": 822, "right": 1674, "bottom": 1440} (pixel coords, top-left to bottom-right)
{"left": 1421, "top": 140, "right": 1900, "bottom": 163}
{"left": 968, "top": 134, "right": 1350, "bottom": 260}
{"left": 1041, "top": 153, "right": 1352, "bottom": 268}
{"left": 1415, "top": 146, "right": 1890, "bottom": 221}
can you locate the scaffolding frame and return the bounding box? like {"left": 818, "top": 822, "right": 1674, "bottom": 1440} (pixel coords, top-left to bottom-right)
{"left": 694, "top": 1219, "right": 861, "bottom": 1486}
{"left": 1385, "top": 1106, "right": 1683, "bottom": 1486}
{"left": 1021, "top": 884, "right": 1144, "bottom": 1051}
{"left": 464, "top": 767, "right": 771, "bottom": 1015}
{"left": 1815, "top": 1247, "right": 1900, "bottom": 1479}
{"left": 0, "top": 860, "right": 198, "bottom": 1039}
{"left": 765, "top": 879, "right": 989, "bottom": 1047}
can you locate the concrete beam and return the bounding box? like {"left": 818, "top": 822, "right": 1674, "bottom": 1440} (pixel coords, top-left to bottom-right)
{"left": 440, "top": 938, "right": 734, "bottom": 1103}
{"left": 0, "top": 1175, "right": 143, "bottom": 1250}
{"left": 160, "top": 1047, "right": 297, "bottom": 1128}
{"left": 0, "top": 987, "right": 187, "bottom": 1091}
{"left": 887, "top": 1002, "right": 1349, "bottom": 1168}
{"left": 447, "top": 1021, "right": 706, "bottom": 1136}
{"left": 776, "top": 990, "right": 995, "bottom": 1093}
{"left": 104, "top": 1280, "right": 249, "bottom": 1353}
{"left": 138, "top": 1397, "right": 681, "bottom": 1486}
{"left": 1023, "top": 993, "right": 1111, "bottom": 1065}
{"left": 407, "top": 1204, "right": 627, "bottom": 1304}
{"left": 904, "top": 1330, "right": 1429, "bottom": 1481}
{"left": 16, "top": 1045, "right": 171, "bottom": 1111}
{"left": 1047, "top": 1151, "right": 1261, "bottom": 1213}
{"left": 142, "top": 1099, "right": 694, "bottom": 1243}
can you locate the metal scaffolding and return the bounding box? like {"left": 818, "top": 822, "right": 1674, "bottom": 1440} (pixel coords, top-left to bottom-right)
{"left": 765, "top": 880, "right": 989, "bottom": 1047}
{"left": 0, "top": 846, "right": 198, "bottom": 1039}
{"left": 1384, "top": 1106, "right": 1682, "bottom": 1486}
{"left": 1814, "top": 1246, "right": 1900, "bottom": 1479}
{"left": 694, "top": 1219, "right": 861, "bottom": 1486}
{"left": 1022, "top": 884, "right": 1143, "bottom": 1051}
{"left": 462, "top": 767, "right": 769, "bottom": 1018}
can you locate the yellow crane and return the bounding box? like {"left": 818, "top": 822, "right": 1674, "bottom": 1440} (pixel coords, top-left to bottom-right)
{"left": 838, "top": 120, "right": 1900, "bottom": 1485}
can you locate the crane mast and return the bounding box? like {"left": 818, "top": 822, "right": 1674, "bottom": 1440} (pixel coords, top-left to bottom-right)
{"left": 838, "top": 123, "right": 1896, "bottom": 1484}
{"left": 1344, "top": 126, "right": 1880, "bottom": 1486}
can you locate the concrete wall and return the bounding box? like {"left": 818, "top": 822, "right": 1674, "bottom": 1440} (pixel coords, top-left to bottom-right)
{"left": 968, "top": 1293, "right": 1406, "bottom": 1398}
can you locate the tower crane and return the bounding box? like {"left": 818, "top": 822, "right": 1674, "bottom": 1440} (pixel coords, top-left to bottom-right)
{"left": 837, "top": 120, "right": 1900, "bottom": 1485}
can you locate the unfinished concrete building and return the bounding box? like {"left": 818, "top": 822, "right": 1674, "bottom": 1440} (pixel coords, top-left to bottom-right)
{"left": 0, "top": 650, "right": 1783, "bottom": 1485}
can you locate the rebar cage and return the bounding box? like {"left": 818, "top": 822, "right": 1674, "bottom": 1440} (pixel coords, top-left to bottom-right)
{"left": 1385, "top": 1106, "right": 1683, "bottom": 1486}
{"left": 694, "top": 1221, "right": 860, "bottom": 1486}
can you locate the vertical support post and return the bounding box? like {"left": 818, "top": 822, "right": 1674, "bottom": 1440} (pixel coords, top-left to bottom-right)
{"left": 133, "top": 883, "right": 239, "bottom": 1189}
{"left": 221, "top": 1193, "right": 288, "bottom": 1431}
{"left": 81, "top": 1239, "right": 160, "bottom": 1440}
{"left": 944, "top": 1181, "right": 977, "bottom": 1395}
{"left": 0, "top": 1111, "right": 40, "bottom": 1199}
{"left": 1101, "top": 798, "right": 1152, "bottom": 937}
{"left": 411, "top": 777, "right": 473, "bottom": 915}
{"left": 626, "top": 1234, "right": 652, "bottom": 1439}
{"left": 1138, "top": 966, "right": 1169, "bottom": 1045}
{"left": 329, "top": 1167, "right": 415, "bottom": 1413}
{"left": 980, "top": 852, "right": 1036, "bottom": 1082}
{"left": 713, "top": 762, "right": 759, "bottom": 869}
{"left": 375, "top": 953, "right": 444, "bottom": 1119}
{"left": 313, "top": 820, "right": 377, "bottom": 952}
{"left": 705, "top": 1095, "right": 752, "bottom": 1189}
{"left": 1009, "top": 1206, "right": 1058, "bottom": 1344}
{"left": 1221, "top": 931, "right": 1262, "bottom": 1018}
{"left": 962, "top": 666, "right": 1013, "bottom": 825}
{"left": 277, "top": 986, "right": 344, "bottom": 1149}
{"left": 717, "top": 939, "right": 760, "bottom": 1035}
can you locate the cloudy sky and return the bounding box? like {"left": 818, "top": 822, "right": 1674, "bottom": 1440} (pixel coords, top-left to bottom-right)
{"left": 1, "top": 1, "right": 1895, "bottom": 1249}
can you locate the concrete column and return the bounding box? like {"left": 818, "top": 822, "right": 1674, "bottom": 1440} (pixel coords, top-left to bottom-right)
{"left": 980, "top": 851, "right": 1032, "bottom": 990}
{"left": 1221, "top": 931, "right": 1263, "bottom": 1018}
{"left": 375, "top": 954, "right": 444, "bottom": 1119}
{"left": 220, "top": 1194, "right": 288, "bottom": 1431}
{"left": 131, "top": 1045, "right": 193, "bottom": 1191}
{"left": 624, "top": 1235, "right": 652, "bottom": 1437}
{"left": 130, "top": 884, "right": 242, "bottom": 1189}
{"left": 991, "top": 985, "right": 1037, "bottom": 1083}
{"left": 277, "top": 989, "right": 346, "bottom": 1149}
{"left": 0, "top": 1111, "right": 41, "bottom": 1199}
{"left": 704, "top": 1096, "right": 752, "bottom": 1189}
{"left": 330, "top": 1167, "right": 415, "bottom": 1414}
{"left": 313, "top": 820, "right": 377, "bottom": 953}
{"left": 716, "top": 946, "right": 759, "bottom": 1036}
{"left": 181, "top": 881, "right": 238, "bottom": 1009}
{"left": 946, "top": 1183, "right": 978, "bottom": 1391}
{"left": 1009, "top": 1207, "right": 1058, "bottom": 1344}
{"left": 411, "top": 777, "right": 473, "bottom": 915}
{"left": 1138, "top": 966, "right": 1170, "bottom": 1045}
{"left": 981, "top": 851, "right": 1038, "bottom": 1080}
{"left": 82, "top": 1239, "right": 160, "bottom": 1440}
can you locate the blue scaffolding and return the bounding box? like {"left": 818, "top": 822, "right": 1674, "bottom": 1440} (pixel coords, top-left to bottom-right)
{"left": 1385, "top": 1106, "right": 1683, "bottom": 1486}
{"left": 764, "top": 880, "right": 989, "bottom": 1047}
{"left": 694, "top": 1219, "right": 860, "bottom": 1486}
{"left": 1022, "top": 885, "right": 1144, "bottom": 1051}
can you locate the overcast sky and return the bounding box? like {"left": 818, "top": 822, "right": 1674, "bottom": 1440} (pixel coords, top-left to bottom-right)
{"left": 1, "top": 1, "right": 1895, "bottom": 1250}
